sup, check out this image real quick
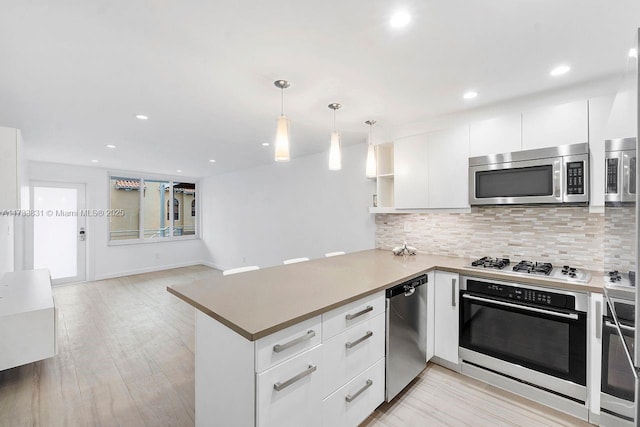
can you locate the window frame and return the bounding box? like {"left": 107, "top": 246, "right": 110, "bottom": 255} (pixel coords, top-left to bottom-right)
{"left": 108, "top": 173, "right": 199, "bottom": 246}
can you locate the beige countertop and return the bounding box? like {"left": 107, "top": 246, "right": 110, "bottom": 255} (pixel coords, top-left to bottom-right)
{"left": 167, "top": 249, "right": 606, "bottom": 342}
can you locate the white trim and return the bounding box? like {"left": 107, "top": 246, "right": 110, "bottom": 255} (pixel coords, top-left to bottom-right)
{"left": 200, "top": 260, "right": 226, "bottom": 271}
{"left": 107, "top": 235, "right": 200, "bottom": 246}
{"left": 369, "top": 207, "right": 472, "bottom": 214}
{"left": 93, "top": 260, "right": 211, "bottom": 281}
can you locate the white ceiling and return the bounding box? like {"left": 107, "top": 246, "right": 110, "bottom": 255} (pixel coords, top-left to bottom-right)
{"left": 0, "top": 1, "right": 638, "bottom": 177}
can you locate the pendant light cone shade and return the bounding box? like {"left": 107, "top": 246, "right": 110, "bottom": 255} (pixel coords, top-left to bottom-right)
{"left": 366, "top": 144, "right": 377, "bottom": 178}
{"left": 275, "top": 115, "right": 290, "bottom": 162}
{"left": 365, "top": 120, "right": 377, "bottom": 178}
{"left": 329, "top": 131, "right": 342, "bottom": 170}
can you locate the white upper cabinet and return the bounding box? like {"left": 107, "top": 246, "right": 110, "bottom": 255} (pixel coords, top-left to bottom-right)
{"left": 0, "top": 127, "right": 24, "bottom": 211}
{"left": 522, "top": 100, "right": 589, "bottom": 150}
{"left": 469, "top": 114, "right": 522, "bottom": 157}
{"left": 394, "top": 134, "right": 429, "bottom": 209}
{"left": 427, "top": 126, "right": 470, "bottom": 208}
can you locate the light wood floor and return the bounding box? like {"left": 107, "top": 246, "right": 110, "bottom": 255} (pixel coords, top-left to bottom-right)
{"left": 0, "top": 266, "right": 592, "bottom": 427}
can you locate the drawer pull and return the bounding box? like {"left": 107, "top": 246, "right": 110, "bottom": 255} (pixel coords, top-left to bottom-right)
{"left": 345, "top": 379, "right": 373, "bottom": 403}
{"left": 273, "top": 364, "right": 317, "bottom": 391}
{"left": 345, "top": 331, "right": 373, "bottom": 349}
{"left": 345, "top": 305, "right": 373, "bottom": 321}
{"left": 273, "top": 330, "right": 316, "bottom": 353}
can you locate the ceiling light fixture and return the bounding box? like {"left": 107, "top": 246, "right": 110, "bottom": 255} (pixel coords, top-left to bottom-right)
{"left": 176, "top": 169, "right": 182, "bottom": 173}
{"left": 106, "top": 144, "right": 116, "bottom": 149}
{"left": 262, "top": 142, "right": 270, "bottom": 146}
{"left": 365, "top": 120, "right": 377, "bottom": 178}
{"left": 390, "top": 11, "right": 411, "bottom": 28}
{"left": 91, "top": 159, "right": 98, "bottom": 163}
{"left": 328, "top": 103, "right": 342, "bottom": 171}
{"left": 209, "top": 159, "right": 216, "bottom": 163}
{"left": 463, "top": 91, "right": 478, "bottom": 100}
{"left": 630, "top": 48, "right": 638, "bottom": 58}
{"left": 550, "top": 65, "right": 571, "bottom": 76}
{"left": 274, "top": 80, "right": 291, "bottom": 162}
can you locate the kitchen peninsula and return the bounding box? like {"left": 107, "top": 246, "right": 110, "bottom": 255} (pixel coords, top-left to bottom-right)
{"left": 167, "top": 249, "right": 605, "bottom": 427}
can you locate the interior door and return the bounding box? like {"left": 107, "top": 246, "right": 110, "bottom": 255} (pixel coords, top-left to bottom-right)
{"left": 29, "top": 182, "right": 86, "bottom": 285}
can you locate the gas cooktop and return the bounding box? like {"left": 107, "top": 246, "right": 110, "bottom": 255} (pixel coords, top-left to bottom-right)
{"left": 606, "top": 270, "right": 636, "bottom": 288}
{"left": 469, "top": 256, "right": 591, "bottom": 283}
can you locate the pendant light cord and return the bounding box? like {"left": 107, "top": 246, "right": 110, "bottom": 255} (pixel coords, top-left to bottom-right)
{"left": 280, "top": 88, "right": 284, "bottom": 116}
{"left": 333, "top": 109, "right": 336, "bottom": 131}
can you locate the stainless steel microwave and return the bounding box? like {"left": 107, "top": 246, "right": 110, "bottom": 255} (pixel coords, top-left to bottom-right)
{"left": 469, "top": 143, "right": 589, "bottom": 206}
{"left": 605, "top": 137, "right": 636, "bottom": 205}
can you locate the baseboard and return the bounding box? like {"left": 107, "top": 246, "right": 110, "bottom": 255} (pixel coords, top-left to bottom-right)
{"left": 200, "top": 260, "right": 226, "bottom": 271}
{"left": 93, "top": 260, "right": 212, "bottom": 281}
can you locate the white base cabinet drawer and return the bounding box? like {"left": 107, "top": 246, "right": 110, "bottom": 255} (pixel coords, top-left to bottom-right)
{"left": 322, "top": 313, "right": 385, "bottom": 397}
{"left": 322, "top": 358, "right": 385, "bottom": 427}
{"left": 322, "top": 291, "right": 385, "bottom": 340}
{"left": 256, "top": 345, "right": 323, "bottom": 427}
{"left": 255, "top": 315, "right": 322, "bottom": 372}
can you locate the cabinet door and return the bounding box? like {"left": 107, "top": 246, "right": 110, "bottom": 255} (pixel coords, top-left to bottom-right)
{"left": 394, "top": 134, "right": 429, "bottom": 209}
{"left": 426, "top": 271, "right": 435, "bottom": 362}
{"left": 433, "top": 271, "right": 459, "bottom": 364}
{"left": 588, "top": 95, "right": 616, "bottom": 208}
{"left": 0, "top": 127, "right": 18, "bottom": 211}
{"left": 427, "top": 126, "right": 470, "bottom": 208}
{"left": 522, "top": 100, "right": 588, "bottom": 150}
{"left": 469, "top": 114, "right": 522, "bottom": 157}
{"left": 256, "top": 345, "right": 322, "bottom": 427}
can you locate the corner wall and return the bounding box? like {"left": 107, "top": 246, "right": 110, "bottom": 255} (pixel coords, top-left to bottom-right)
{"left": 199, "top": 143, "right": 376, "bottom": 270}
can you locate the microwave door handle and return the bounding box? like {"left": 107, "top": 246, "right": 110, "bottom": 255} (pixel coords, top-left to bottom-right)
{"left": 554, "top": 159, "right": 562, "bottom": 201}
{"left": 622, "top": 152, "right": 630, "bottom": 197}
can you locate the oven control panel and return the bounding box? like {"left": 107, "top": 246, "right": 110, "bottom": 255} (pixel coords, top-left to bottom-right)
{"left": 468, "top": 280, "right": 575, "bottom": 309}
{"left": 567, "top": 161, "right": 585, "bottom": 195}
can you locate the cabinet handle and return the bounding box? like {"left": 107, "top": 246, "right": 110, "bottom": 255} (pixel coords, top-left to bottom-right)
{"left": 345, "top": 305, "right": 373, "bottom": 321}
{"left": 273, "top": 364, "right": 317, "bottom": 391}
{"left": 595, "top": 300, "right": 602, "bottom": 339}
{"left": 345, "top": 331, "right": 373, "bottom": 349}
{"left": 451, "top": 278, "right": 457, "bottom": 307}
{"left": 273, "top": 330, "right": 316, "bottom": 353}
{"left": 345, "top": 379, "right": 373, "bottom": 403}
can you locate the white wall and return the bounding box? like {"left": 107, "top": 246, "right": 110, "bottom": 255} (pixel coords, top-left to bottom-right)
{"left": 27, "top": 161, "right": 207, "bottom": 280}
{"left": 200, "top": 143, "right": 377, "bottom": 270}
{"left": 0, "top": 216, "right": 14, "bottom": 278}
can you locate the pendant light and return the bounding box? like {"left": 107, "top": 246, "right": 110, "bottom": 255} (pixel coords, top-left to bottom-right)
{"left": 365, "top": 120, "right": 377, "bottom": 178}
{"left": 274, "top": 80, "right": 291, "bottom": 162}
{"left": 328, "top": 103, "right": 342, "bottom": 171}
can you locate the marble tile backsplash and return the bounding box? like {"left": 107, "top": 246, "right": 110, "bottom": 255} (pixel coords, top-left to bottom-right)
{"left": 375, "top": 207, "right": 618, "bottom": 272}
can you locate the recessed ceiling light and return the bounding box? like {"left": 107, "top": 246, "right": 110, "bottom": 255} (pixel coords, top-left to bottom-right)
{"left": 630, "top": 48, "right": 638, "bottom": 58}
{"left": 550, "top": 65, "right": 571, "bottom": 76}
{"left": 209, "top": 159, "right": 216, "bottom": 163}
{"left": 262, "top": 142, "right": 270, "bottom": 146}
{"left": 390, "top": 11, "right": 411, "bottom": 28}
{"left": 106, "top": 144, "right": 116, "bottom": 149}
{"left": 176, "top": 169, "right": 182, "bottom": 173}
{"left": 135, "top": 114, "right": 149, "bottom": 120}
{"left": 91, "top": 159, "right": 98, "bottom": 163}
{"left": 463, "top": 91, "right": 478, "bottom": 100}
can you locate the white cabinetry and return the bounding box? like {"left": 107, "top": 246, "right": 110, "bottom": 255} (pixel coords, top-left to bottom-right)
{"left": 0, "top": 269, "right": 56, "bottom": 371}
{"left": 394, "top": 134, "right": 429, "bottom": 209}
{"left": 0, "top": 126, "right": 25, "bottom": 211}
{"left": 426, "top": 271, "right": 435, "bottom": 362}
{"left": 427, "top": 126, "right": 470, "bottom": 208}
{"left": 433, "top": 271, "right": 459, "bottom": 364}
{"left": 394, "top": 126, "right": 470, "bottom": 209}
{"left": 469, "top": 114, "right": 522, "bottom": 157}
{"left": 522, "top": 100, "right": 589, "bottom": 150}
{"left": 195, "top": 292, "right": 385, "bottom": 427}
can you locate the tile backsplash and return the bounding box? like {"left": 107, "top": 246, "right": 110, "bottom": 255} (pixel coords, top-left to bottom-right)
{"left": 375, "top": 206, "right": 634, "bottom": 272}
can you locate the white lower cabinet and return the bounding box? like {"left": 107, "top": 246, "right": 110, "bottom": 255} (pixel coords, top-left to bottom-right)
{"left": 256, "top": 345, "right": 323, "bottom": 427}
{"left": 433, "top": 271, "right": 459, "bottom": 364}
{"left": 322, "top": 313, "right": 386, "bottom": 396}
{"left": 322, "top": 358, "right": 385, "bottom": 427}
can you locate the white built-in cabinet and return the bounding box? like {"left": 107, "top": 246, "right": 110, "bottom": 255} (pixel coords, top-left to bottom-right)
{"left": 426, "top": 271, "right": 435, "bottom": 362}
{"left": 433, "top": 271, "right": 459, "bottom": 365}
{"left": 196, "top": 291, "right": 386, "bottom": 427}
{"left": 469, "top": 113, "right": 522, "bottom": 157}
{"left": 521, "top": 100, "right": 589, "bottom": 150}
{"left": 393, "top": 126, "right": 470, "bottom": 209}
{"left": 0, "top": 126, "right": 25, "bottom": 211}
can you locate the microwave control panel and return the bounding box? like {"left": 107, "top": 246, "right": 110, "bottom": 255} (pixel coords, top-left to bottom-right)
{"left": 567, "top": 161, "right": 585, "bottom": 195}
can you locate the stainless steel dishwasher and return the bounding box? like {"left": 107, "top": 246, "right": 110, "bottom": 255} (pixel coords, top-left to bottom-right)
{"left": 385, "top": 274, "right": 428, "bottom": 401}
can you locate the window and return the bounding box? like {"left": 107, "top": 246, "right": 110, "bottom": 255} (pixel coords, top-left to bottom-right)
{"left": 109, "top": 176, "right": 197, "bottom": 242}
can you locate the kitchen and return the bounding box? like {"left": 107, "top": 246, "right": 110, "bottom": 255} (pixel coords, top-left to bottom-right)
{"left": 0, "top": 1, "right": 639, "bottom": 426}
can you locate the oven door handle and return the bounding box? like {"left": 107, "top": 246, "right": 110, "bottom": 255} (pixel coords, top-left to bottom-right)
{"left": 462, "top": 294, "right": 579, "bottom": 320}
{"left": 604, "top": 320, "right": 635, "bottom": 332}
